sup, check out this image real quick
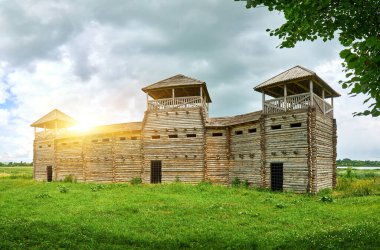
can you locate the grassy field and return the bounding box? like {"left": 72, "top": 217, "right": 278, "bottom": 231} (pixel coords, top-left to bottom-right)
{"left": 0, "top": 167, "right": 379, "bottom": 249}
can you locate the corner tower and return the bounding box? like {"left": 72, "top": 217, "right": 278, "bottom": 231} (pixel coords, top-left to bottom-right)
{"left": 141, "top": 74, "right": 211, "bottom": 183}
{"left": 31, "top": 109, "right": 78, "bottom": 181}
{"left": 254, "top": 66, "right": 340, "bottom": 193}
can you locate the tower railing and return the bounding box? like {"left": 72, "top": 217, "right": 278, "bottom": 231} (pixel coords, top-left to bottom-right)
{"left": 147, "top": 96, "right": 208, "bottom": 112}
{"left": 264, "top": 93, "right": 333, "bottom": 117}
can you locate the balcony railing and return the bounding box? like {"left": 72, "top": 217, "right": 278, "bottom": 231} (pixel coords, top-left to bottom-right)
{"left": 264, "top": 93, "right": 333, "bottom": 117}
{"left": 147, "top": 96, "right": 208, "bottom": 113}
{"left": 35, "top": 129, "right": 69, "bottom": 140}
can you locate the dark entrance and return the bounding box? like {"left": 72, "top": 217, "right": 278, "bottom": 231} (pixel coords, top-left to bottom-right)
{"left": 46, "top": 166, "right": 53, "bottom": 182}
{"left": 150, "top": 160, "right": 162, "bottom": 184}
{"left": 270, "top": 163, "right": 283, "bottom": 191}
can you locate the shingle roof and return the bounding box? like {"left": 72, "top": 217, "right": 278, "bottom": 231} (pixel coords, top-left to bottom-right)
{"left": 255, "top": 66, "right": 315, "bottom": 89}
{"left": 142, "top": 74, "right": 212, "bottom": 103}
{"left": 142, "top": 74, "right": 204, "bottom": 91}
{"left": 31, "top": 109, "right": 78, "bottom": 129}
{"left": 206, "top": 111, "right": 261, "bottom": 127}
{"left": 254, "top": 65, "right": 340, "bottom": 98}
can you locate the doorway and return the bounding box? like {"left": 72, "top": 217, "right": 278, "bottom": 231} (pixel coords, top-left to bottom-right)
{"left": 270, "top": 163, "right": 283, "bottom": 191}
{"left": 46, "top": 166, "right": 53, "bottom": 182}
{"left": 150, "top": 160, "right": 162, "bottom": 183}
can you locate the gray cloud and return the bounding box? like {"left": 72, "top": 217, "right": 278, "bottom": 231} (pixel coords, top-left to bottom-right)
{"left": 0, "top": 0, "right": 378, "bottom": 161}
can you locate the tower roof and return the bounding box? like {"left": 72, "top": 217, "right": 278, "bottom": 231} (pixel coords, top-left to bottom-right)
{"left": 142, "top": 74, "right": 212, "bottom": 102}
{"left": 31, "top": 109, "right": 78, "bottom": 129}
{"left": 254, "top": 65, "right": 340, "bottom": 98}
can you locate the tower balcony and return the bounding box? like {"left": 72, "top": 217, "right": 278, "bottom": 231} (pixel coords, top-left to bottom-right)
{"left": 264, "top": 92, "right": 333, "bottom": 117}
{"left": 147, "top": 96, "right": 209, "bottom": 113}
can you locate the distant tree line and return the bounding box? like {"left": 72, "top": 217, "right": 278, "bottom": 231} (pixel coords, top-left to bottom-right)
{"left": 337, "top": 159, "right": 380, "bottom": 167}
{"left": 0, "top": 161, "right": 33, "bottom": 167}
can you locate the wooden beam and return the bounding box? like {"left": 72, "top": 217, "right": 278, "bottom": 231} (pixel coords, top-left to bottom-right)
{"left": 322, "top": 89, "right": 325, "bottom": 114}
{"left": 284, "top": 84, "right": 287, "bottom": 111}
{"left": 312, "top": 79, "right": 333, "bottom": 97}
{"left": 172, "top": 88, "right": 175, "bottom": 105}
{"left": 310, "top": 80, "right": 314, "bottom": 107}
{"left": 262, "top": 91, "right": 265, "bottom": 112}
{"left": 294, "top": 81, "right": 309, "bottom": 92}
{"left": 263, "top": 88, "right": 280, "bottom": 97}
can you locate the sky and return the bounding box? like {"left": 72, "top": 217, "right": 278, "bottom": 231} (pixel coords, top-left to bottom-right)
{"left": 0, "top": 0, "right": 379, "bottom": 162}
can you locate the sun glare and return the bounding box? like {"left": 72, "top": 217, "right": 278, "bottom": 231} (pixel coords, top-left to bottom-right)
{"left": 70, "top": 121, "right": 94, "bottom": 132}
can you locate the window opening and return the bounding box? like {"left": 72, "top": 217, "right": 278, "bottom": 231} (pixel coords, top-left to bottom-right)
{"left": 248, "top": 128, "right": 257, "bottom": 133}
{"left": 212, "top": 133, "right": 223, "bottom": 137}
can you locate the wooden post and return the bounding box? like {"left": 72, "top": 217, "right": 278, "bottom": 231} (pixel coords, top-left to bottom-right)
{"left": 34, "top": 127, "right": 36, "bottom": 137}
{"left": 284, "top": 84, "right": 287, "bottom": 111}
{"left": 200, "top": 86, "right": 203, "bottom": 100}
{"left": 331, "top": 97, "right": 334, "bottom": 116}
{"left": 172, "top": 88, "right": 175, "bottom": 106}
{"left": 146, "top": 93, "right": 149, "bottom": 109}
{"left": 262, "top": 91, "right": 265, "bottom": 113}
{"left": 322, "top": 89, "right": 325, "bottom": 114}
{"left": 309, "top": 80, "right": 314, "bottom": 107}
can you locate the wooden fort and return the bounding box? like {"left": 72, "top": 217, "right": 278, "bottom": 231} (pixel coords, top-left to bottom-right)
{"left": 31, "top": 66, "right": 340, "bottom": 193}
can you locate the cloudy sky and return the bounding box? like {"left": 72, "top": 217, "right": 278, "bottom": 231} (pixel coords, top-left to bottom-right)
{"left": 0, "top": 0, "right": 379, "bottom": 162}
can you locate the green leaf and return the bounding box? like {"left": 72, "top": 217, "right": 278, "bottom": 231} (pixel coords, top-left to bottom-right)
{"left": 339, "top": 49, "right": 351, "bottom": 59}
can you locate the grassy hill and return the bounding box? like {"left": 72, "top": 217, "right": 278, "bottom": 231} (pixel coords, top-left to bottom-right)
{"left": 0, "top": 167, "right": 379, "bottom": 249}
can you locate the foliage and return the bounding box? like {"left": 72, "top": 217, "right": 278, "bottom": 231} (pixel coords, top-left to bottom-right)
{"left": 0, "top": 170, "right": 380, "bottom": 249}
{"left": 91, "top": 184, "right": 106, "bottom": 192}
{"left": 231, "top": 177, "right": 242, "bottom": 187}
{"left": 63, "top": 175, "right": 76, "bottom": 183}
{"left": 240, "top": 0, "right": 380, "bottom": 116}
{"left": 337, "top": 158, "right": 380, "bottom": 167}
{"left": 58, "top": 185, "right": 69, "bottom": 193}
{"left": 0, "top": 161, "right": 33, "bottom": 167}
{"left": 336, "top": 169, "right": 380, "bottom": 197}
{"left": 174, "top": 176, "right": 181, "bottom": 182}
{"left": 130, "top": 177, "right": 142, "bottom": 185}
{"left": 35, "top": 193, "right": 52, "bottom": 199}
{"left": 320, "top": 196, "right": 334, "bottom": 202}
{"left": 0, "top": 166, "right": 33, "bottom": 179}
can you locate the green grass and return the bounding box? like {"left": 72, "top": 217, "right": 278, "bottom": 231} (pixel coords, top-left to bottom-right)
{"left": 0, "top": 167, "right": 379, "bottom": 249}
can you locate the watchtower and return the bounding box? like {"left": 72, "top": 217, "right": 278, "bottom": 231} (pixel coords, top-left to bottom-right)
{"left": 254, "top": 65, "right": 340, "bottom": 116}
{"left": 141, "top": 74, "right": 211, "bottom": 184}
{"left": 254, "top": 66, "right": 340, "bottom": 193}
{"left": 31, "top": 109, "right": 77, "bottom": 181}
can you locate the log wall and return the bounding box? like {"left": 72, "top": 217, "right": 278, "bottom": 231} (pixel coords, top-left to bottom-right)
{"left": 141, "top": 108, "right": 205, "bottom": 183}
{"left": 229, "top": 123, "right": 261, "bottom": 186}
{"left": 264, "top": 111, "right": 309, "bottom": 193}
{"left": 205, "top": 128, "right": 229, "bottom": 183}
{"left": 33, "top": 107, "right": 336, "bottom": 193}
{"left": 33, "top": 139, "right": 55, "bottom": 180}
{"left": 314, "top": 111, "right": 335, "bottom": 192}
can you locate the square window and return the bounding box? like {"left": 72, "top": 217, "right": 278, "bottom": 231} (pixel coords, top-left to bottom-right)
{"left": 290, "top": 123, "right": 302, "bottom": 128}
{"left": 212, "top": 133, "right": 223, "bottom": 137}
{"left": 271, "top": 125, "right": 281, "bottom": 130}
{"left": 248, "top": 128, "right": 257, "bottom": 133}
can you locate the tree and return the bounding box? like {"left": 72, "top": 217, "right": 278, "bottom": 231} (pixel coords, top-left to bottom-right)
{"left": 239, "top": 0, "right": 380, "bottom": 117}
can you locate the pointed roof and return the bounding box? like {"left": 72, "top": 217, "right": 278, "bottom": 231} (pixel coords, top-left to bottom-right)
{"left": 31, "top": 109, "right": 78, "bottom": 129}
{"left": 142, "top": 74, "right": 212, "bottom": 102}
{"left": 254, "top": 65, "right": 340, "bottom": 98}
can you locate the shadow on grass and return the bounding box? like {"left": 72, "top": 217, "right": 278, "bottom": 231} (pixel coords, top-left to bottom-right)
{"left": 277, "top": 223, "right": 380, "bottom": 249}
{"left": 0, "top": 218, "right": 258, "bottom": 249}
